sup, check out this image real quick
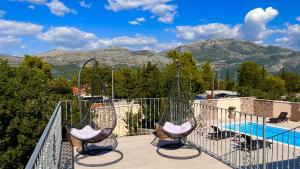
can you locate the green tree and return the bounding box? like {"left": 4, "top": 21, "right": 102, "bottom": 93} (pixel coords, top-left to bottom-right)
{"left": 238, "top": 61, "right": 264, "bottom": 89}
{"left": 278, "top": 71, "right": 300, "bottom": 93}
{"left": 237, "top": 61, "right": 287, "bottom": 100}
{"left": 0, "top": 57, "right": 71, "bottom": 169}
{"left": 166, "top": 51, "right": 204, "bottom": 96}
{"left": 200, "top": 61, "right": 213, "bottom": 91}
{"left": 135, "top": 62, "right": 165, "bottom": 98}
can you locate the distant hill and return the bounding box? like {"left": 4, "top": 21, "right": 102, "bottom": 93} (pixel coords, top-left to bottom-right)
{"left": 37, "top": 46, "right": 171, "bottom": 67}
{"left": 1, "top": 39, "right": 300, "bottom": 77}
{"left": 163, "top": 39, "right": 300, "bottom": 73}
{"left": 0, "top": 54, "right": 22, "bottom": 67}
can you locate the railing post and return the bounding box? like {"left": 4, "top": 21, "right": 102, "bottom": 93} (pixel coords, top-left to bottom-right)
{"left": 262, "top": 116, "right": 267, "bottom": 169}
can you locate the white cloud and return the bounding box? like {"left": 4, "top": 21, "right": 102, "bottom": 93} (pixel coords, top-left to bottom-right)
{"left": 83, "top": 35, "right": 159, "bottom": 50}
{"left": 16, "top": 0, "right": 47, "bottom": 5}
{"left": 79, "top": 1, "right": 92, "bottom": 8}
{"left": 146, "top": 3, "right": 176, "bottom": 23}
{"left": 95, "top": 35, "right": 178, "bottom": 51}
{"left": 109, "top": 35, "right": 157, "bottom": 46}
{"left": 0, "top": 19, "right": 43, "bottom": 50}
{"left": 275, "top": 24, "right": 300, "bottom": 49}
{"left": 176, "top": 23, "right": 241, "bottom": 41}
{"left": 0, "top": 36, "right": 21, "bottom": 47}
{"left": 105, "top": 0, "right": 177, "bottom": 23}
{"left": 0, "top": 19, "right": 43, "bottom": 36}
{"left": 136, "top": 17, "right": 146, "bottom": 22}
{"left": 129, "top": 17, "right": 146, "bottom": 25}
{"left": 105, "top": 0, "right": 169, "bottom": 11}
{"left": 38, "top": 27, "right": 97, "bottom": 49}
{"left": 275, "top": 37, "right": 289, "bottom": 43}
{"left": 239, "top": 7, "right": 278, "bottom": 41}
{"left": 176, "top": 7, "right": 278, "bottom": 43}
{"left": 28, "top": 5, "right": 35, "bottom": 10}
{"left": 0, "top": 10, "right": 5, "bottom": 18}
{"left": 15, "top": 0, "right": 76, "bottom": 17}
{"left": 38, "top": 26, "right": 180, "bottom": 51}
{"left": 46, "top": 0, "right": 77, "bottom": 17}
{"left": 128, "top": 20, "right": 140, "bottom": 25}
{"left": 296, "top": 16, "right": 300, "bottom": 22}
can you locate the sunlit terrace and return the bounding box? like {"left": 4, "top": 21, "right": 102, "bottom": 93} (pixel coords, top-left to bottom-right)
{"left": 25, "top": 98, "right": 300, "bottom": 169}
{"left": 24, "top": 59, "right": 300, "bottom": 169}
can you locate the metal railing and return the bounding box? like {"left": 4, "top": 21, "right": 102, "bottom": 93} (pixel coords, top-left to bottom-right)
{"left": 25, "top": 102, "right": 62, "bottom": 169}
{"left": 266, "top": 126, "right": 300, "bottom": 169}
{"left": 187, "top": 103, "right": 300, "bottom": 169}
{"left": 61, "top": 98, "right": 166, "bottom": 137}
{"left": 26, "top": 98, "right": 300, "bottom": 169}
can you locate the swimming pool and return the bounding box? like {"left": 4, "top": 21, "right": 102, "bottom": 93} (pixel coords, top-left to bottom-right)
{"left": 222, "top": 122, "right": 300, "bottom": 147}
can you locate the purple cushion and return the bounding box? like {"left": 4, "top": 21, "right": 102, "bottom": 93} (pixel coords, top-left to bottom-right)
{"left": 70, "top": 125, "right": 101, "bottom": 140}
{"left": 163, "top": 121, "right": 192, "bottom": 134}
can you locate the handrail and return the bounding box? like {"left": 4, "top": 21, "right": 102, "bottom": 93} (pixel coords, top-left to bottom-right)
{"left": 267, "top": 125, "right": 300, "bottom": 139}
{"left": 25, "top": 102, "right": 62, "bottom": 169}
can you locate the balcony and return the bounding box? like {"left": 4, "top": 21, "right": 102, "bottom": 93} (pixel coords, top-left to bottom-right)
{"left": 25, "top": 98, "right": 300, "bottom": 169}
{"left": 73, "top": 135, "right": 230, "bottom": 169}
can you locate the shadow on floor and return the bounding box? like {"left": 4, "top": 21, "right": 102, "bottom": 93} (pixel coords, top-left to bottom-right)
{"left": 74, "top": 137, "right": 123, "bottom": 167}
{"left": 154, "top": 139, "right": 202, "bottom": 160}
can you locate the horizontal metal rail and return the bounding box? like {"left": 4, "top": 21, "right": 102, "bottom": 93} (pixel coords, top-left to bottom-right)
{"left": 267, "top": 126, "right": 300, "bottom": 140}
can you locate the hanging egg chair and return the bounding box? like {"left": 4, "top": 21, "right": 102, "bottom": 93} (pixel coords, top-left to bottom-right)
{"left": 153, "top": 59, "right": 197, "bottom": 140}
{"left": 66, "top": 58, "right": 117, "bottom": 154}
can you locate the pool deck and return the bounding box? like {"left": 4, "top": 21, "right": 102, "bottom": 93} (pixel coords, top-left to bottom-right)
{"left": 265, "top": 120, "right": 300, "bottom": 131}
{"left": 74, "top": 135, "right": 231, "bottom": 169}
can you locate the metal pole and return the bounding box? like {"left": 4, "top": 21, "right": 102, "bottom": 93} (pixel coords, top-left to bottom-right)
{"left": 234, "top": 71, "right": 237, "bottom": 88}
{"left": 78, "top": 58, "right": 96, "bottom": 120}
{"left": 224, "top": 68, "right": 227, "bottom": 90}
{"left": 217, "top": 66, "right": 220, "bottom": 94}
{"left": 112, "top": 66, "right": 115, "bottom": 101}
{"left": 189, "top": 66, "right": 192, "bottom": 94}
{"left": 175, "top": 59, "right": 180, "bottom": 98}
{"left": 211, "top": 66, "right": 215, "bottom": 99}
{"left": 262, "top": 116, "right": 267, "bottom": 169}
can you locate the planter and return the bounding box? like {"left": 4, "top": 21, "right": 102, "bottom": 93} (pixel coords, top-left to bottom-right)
{"left": 228, "top": 106, "right": 236, "bottom": 119}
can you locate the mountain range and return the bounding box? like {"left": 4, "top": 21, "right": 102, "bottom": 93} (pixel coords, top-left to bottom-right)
{"left": 1, "top": 39, "right": 300, "bottom": 76}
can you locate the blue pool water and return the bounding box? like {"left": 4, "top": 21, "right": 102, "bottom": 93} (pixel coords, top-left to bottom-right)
{"left": 222, "top": 122, "right": 300, "bottom": 147}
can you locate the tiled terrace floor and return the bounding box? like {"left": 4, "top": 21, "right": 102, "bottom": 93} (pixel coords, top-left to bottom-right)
{"left": 74, "top": 135, "right": 231, "bottom": 169}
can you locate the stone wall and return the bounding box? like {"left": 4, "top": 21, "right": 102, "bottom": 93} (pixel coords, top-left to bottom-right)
{"left": 196, "top": 97, "right": 300, "bottom": 121}
{"left": 240, "top": 97, "right": 255, "bottom": 114}
{"left": 195, "top": 99, "right": 218, "bottom": 120}
{"left": 290, "top": 103, "right": 300, "bottom": 121}
{"left": 254, "top": 99, "right": 273, "bottom": 117}
{"left": 273, "top": 101, "right": 292, "bottom": 118}
{"left": 216, "top": 98, "right": 241, "bottom": 112}
{"left": 198, "top": 99, "right": 217, "bottom": 107}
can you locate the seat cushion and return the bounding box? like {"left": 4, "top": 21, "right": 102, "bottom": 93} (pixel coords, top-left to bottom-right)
{"left": 163, "top": 121, "right": 192, "bottom": 134}
{"left": 70, "top": 125, "right": 101, "bottom": 140}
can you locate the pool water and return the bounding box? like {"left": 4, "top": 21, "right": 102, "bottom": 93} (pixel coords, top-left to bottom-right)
{"left": 222, "top": 122, "right": 300, "bottom": 147}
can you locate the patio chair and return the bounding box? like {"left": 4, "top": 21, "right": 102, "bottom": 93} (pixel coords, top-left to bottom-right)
{"left": 209, "top": 126, "right": 234, "bottom": 140}
{"left": 153, "top": 60, "right": 199, "bottom": 148}
{"left": 66, "top": 59, "right": 117, "bottom": 154}
{"left": 268, "top": 112, "right": 289, "bottom": 124}
{"left": 239, "top": 134, "right": 272, "bottom": 151}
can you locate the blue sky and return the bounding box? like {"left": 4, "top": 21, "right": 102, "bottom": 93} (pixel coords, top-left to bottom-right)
{"left": 0, "top": 0, "right": 300, "bottom": 56}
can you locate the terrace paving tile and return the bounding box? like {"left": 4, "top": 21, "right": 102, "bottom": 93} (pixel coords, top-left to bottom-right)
{"left": 74, "top": 135, "right": 231, "bottom": 169}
